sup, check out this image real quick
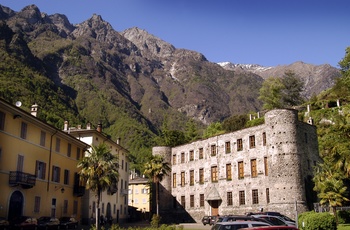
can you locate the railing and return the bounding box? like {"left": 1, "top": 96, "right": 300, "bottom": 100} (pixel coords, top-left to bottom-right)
{"left": 120, "top": 189, "right": 128, "bottom": 195}
{"left": 9, "top": 171, "right": 36, "bottom": 188}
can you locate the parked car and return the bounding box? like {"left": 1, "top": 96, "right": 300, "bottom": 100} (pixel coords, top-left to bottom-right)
{"left": 216, "top": 215, "right": 271, "bottom": 224}
{"left": 240, "top": 226, "right": 299, "bottom": 230}
{"left": 10, "top": 216, "right": 37, "bottom": 230}
{"left": 247, "top": 212, "right": 295, "bottom": 226}
{"left": 211, "top": 221, "right": 271, "bottom": 230}
{"left": 201, "top": 216, "right": 218, "bottom": 226}
{"left": 251, "top": 215, "right": 295, "bottom": 226}
{"left": 0, "top": 217, "right": 9, "bottom": 230}
{"left": 58, "top": 217, "right": 77, "bottom": 229}
{"left": 37, "top": 217, "right": 60, "bottom": 230}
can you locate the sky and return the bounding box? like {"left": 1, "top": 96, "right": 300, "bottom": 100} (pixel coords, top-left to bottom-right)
{"left": 1, "top": 0, "right": 349, "bottom": 67}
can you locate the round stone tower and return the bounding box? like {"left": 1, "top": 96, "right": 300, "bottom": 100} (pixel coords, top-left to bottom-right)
{"left": 152, "top": 146, "right": 173, "bottom": 214}
{"left": 265, "top": 109, "right": 307, "bottom": 214}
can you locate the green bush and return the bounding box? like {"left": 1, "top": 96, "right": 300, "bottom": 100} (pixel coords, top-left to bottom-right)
{"left": 338, "top": 210, "right": 350, "bottom": 224}
{"left": 298, "top": 211, "right": 336, "bottom": 230}
{"left": 151, "top": 214, "right": 161, "bottom": 228}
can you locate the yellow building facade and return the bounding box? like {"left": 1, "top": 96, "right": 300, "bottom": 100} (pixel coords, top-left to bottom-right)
{"left": 63, "top": 122, "right": 130, "bottom": 224}
{"left": 0, "top": 98, "right": 88, "bottom": 222}
{"left": 128, "top": 175, "right": 150, "bottom": 217}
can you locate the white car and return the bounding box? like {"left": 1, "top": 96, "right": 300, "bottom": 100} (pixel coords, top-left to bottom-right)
{"left": 211, "top": 221, "right": 271, "bottom": 230}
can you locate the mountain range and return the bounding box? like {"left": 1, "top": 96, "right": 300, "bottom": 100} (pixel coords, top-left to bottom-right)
{"left": 0, "top": 4, "right": 343, "bottom": 164}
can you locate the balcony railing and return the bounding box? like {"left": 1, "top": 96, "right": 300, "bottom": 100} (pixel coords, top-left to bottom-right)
{"left": 120, "top": 189, "right": 128, "bottom": 195}
{"left": 9, "top": 171, "right": 36, "bottom": 189}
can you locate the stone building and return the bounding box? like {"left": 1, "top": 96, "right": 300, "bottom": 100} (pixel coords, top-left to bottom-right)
{"left": 152, "top": 109, "right": 320, "bottom": 223}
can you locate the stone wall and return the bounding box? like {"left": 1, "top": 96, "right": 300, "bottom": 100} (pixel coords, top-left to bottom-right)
{"left": 153, "top": 109, "right": 320, "bottom": 223}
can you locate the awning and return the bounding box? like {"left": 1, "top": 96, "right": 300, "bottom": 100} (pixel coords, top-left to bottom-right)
{"left": 205, "top": 186, "right": 222, "bottom": 201}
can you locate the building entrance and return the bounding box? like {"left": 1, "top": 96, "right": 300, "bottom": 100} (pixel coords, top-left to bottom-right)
{"left": 8, "top": 191, "right": 23, "bottom": 221}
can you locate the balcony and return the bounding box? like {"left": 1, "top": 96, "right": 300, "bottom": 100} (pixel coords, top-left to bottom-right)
{"left": 73, "top": 185, "right": 85, "bottom": 197}
{"left": 9, "top": 171, "right": 36, "bottom": 189}
{"left": 120, "top": 189, "right": 128, "bottom": 196}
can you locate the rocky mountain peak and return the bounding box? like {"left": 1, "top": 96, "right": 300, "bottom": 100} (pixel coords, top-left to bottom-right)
{"left": 122, "top": 27, "right": 175, "bottom": 59}
{"left": 47, "top": 13, "right": 75, "bottom": 36}
{"left": 16, "top": 4, "right": 42, "bottom": 24}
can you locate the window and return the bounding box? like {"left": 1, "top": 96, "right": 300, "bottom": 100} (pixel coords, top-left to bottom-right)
{"left": 52, "top": 166, "right": 61, "bottom": 182}
{"left": 199, "top": 168, "right": 204, "bottom": 184}
{"left": 264, "top": 157, "right": 268, "bottom": 176}
{"left": 189, "top": 150, "right": 194, "bottom": 161}
{"left": 238, "top": 161, "right": 244, "bottom": 179}
{"left": 64, "top": 169, "right": 69, "bottom": 185}
{"left": 251, "top": 159, "right": 257, "bottom": 177}
{"left": 34, "top": 196, "right": 41, "bottom": 212}
{"left": 249, "top": 135, "right": 256, "bottom": 148}
{"left": 73, "top": 201, "right": 78, "bottom": 215}
{"left": 266, "top": 188, "right": 270, "bottom": 203}
{"left": 122, "top": 160, "right": 124, "bottom": 170}
{"left": 173, "top": 154, "right": 176, "bottom": 165}
{"left": 211, "top": 166, "right": 218, "bottom": 182}
{"left": 55, "top": 138, "right": 60, "bottom": 152}
{"left": 76, "top": 148, "right": 81, "bottom": 160}
{"left": 225, "top": 141, "right": 231, "bottom": 153}
{"left": 141, "top": 188, "right": 148, "bottom": 194}
{"left": 239, "top": 191, "right": 245, "bottom": 205}
{"left": 36, "top": 161, "right": 46, "bottom": 179}
{"left": 199, "top": 148, "right": 203, "bottom": 159}
{"left": 252, "top": 189, "right": 259, "bottom": 204}
{"left": 0, "top": 111, "right": 5, "bottom": 130}
{"left": 190, "top": 195, "right": 194, "bottom": 207}
{"left": 181, "top": 172, "right": 185, "bottom": 187}
{"left": 67, "top": 143, "right": 71, "bottom": 157}
{"left": 102, "top": 203, "right": 105, "bottom": 214}
{"left": 211, "top": 145, "right": 216, "bottom": 156}
{"left": 190, "top": 170, "right": 194, "bottom": 186}
{"left": 40, "top": 131, "right": 46, "bottom": 146}
{"left": 173, "top": 173, "right": 176, "bottom": 188}
{"left": 63, "top": 200, "right": 68, "bottom": 214}
{"left": 181, "top": 196, "right": 185, "bottom": 208}
{"left": 17, "top": 155, "right": 24, "bottom": 172}
{"left": 200, "top": 194, "right": 205, "bottom": 207}
{"left": 20, "top": 122, "right": 27, "bottom": 139}
{"left": 262, "top": 132, "right": 266, "bottom": 146}
{"left": 181, "top": 152, "right": 185, "bottom": 163}
{"left": 226, "top": 164, "right": 232, "bottom": 180}
{"left": 227, "top": 192, "right": 233, "bottom": 206}
{"left": 237, "top": 139, "right": 243, "bottom": 151}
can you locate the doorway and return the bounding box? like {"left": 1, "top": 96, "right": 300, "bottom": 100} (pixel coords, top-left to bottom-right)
{"left": 8, "top": 191, "right": 23, "bottom": 221}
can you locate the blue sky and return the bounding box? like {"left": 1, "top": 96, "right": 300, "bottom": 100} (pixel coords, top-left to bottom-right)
{"left": 1, "top": 0, "right": 349, "bottom": 67}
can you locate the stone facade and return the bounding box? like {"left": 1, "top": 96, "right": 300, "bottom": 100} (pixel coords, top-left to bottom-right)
{"left": 152, "top": 109, "right": 320, "bottom": 223}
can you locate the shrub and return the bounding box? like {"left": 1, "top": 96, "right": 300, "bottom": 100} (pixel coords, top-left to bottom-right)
{"left": 338, "top": 210, "right": 350, "bottom": 224}
{"left": 298, "top": 211, "right": 336, "bottom": 230}
{"left": 151, "top": 214, "right": 161, "bottom": 228}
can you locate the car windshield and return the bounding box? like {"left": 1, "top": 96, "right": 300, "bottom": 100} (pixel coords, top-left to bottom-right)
{"left": 39, "top": 217, "right": 50, "bottom": 221}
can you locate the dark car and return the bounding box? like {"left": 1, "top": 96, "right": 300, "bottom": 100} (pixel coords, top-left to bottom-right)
{"left": 201, "top": 216, "right": 217, "bottom": 226}
{"left": 10, "top": 216, "right": 37, "bottom": 230}
{"left": 58, "top": 217, "right": 77, "bottom": 229}
{"left": 216, "top": 215, "right": 271, "bottom": 224}
{"left": 37, "top": 217, "right": 60, "bottom": 230}
{"left": 240, "top": 226, "right": 299, "bottom": 230}
{"left": 0, "top": 217, "right": 9, "bottom": 230}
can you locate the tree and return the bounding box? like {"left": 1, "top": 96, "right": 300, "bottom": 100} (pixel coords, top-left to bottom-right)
{"left": 202, "top": 122, "right": 225, "bottom": 138}
{"left": 258, "top": 71, "right": 304, "bottom": 109}
{"left": 280, "top": 70, "right": 305, "bottom": 107}
{"left": 143, "top": 155, "right": 171, "bottom": 219}
{"left": 313, "top": 162, "right": 349, "bottom": 225}
{"left": 77, "top": 143, "right": 119, "bottom": 229}
{"left": 222, "top": 114, "right": 248, "bottom": 132}
{"left": 258, "top": 77, "right": 284, "bottom": 109}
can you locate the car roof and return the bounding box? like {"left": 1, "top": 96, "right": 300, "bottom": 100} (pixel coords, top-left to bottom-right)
{"left": 240, "top": 226, "right": 298, "bottom": 230}
{"left": 217, "top": 221, "right": 270, "bottom": 225}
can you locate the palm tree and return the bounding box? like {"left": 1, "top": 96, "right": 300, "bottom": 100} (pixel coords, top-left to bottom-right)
{"left": 313, "top": 163, "right": 349, "bottom": 225}
{"left": 143, "top": 155, "right": 171, "bottom": 217}
{"left": 77, "top": 143, "right": 119, "bottom": 229}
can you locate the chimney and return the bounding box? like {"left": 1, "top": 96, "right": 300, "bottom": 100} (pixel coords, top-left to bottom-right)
{"left": 31, "top": 103, "right": 38, "bottom": 117}
{"left": 97, "top": 123, "right": 102, "bottom": 133}
{"left": 87, "top": 123, "right": 91, "bottom": 130}
{"left": 117, "top": 137, "right": 121, "bottom": 145}
{"left": 64, "top": 121, "right": 69, "bottom": 131}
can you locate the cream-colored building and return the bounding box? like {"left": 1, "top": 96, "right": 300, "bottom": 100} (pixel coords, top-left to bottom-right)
{"left": 0, "top": 98, "right": 88, "bottom": 222}
{"left": 63, "top": 122, "right": 130, "bottom": 224}
{"left": 128, "top": 174, "right": 150, "bottom": 220}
